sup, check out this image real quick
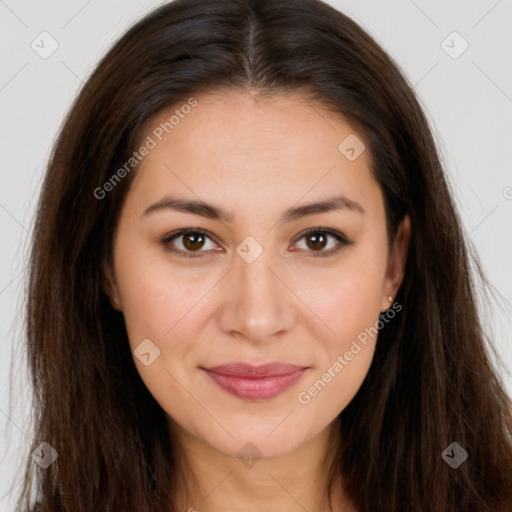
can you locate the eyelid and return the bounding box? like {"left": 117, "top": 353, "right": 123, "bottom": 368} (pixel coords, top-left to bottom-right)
{"left": 160, "top": 227, "right": 352, "bottom": 259}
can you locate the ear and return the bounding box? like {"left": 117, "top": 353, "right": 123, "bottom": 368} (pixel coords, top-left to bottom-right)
{"left": 101, "top": 261, "right": 122, "bottom": 312}
{"left": 380, "top": 214, "right": 411, "bottom": 312}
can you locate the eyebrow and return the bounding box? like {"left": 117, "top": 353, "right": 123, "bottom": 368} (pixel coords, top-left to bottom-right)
{"left": 141, "top": 194, "right": 365, "bottom": 223}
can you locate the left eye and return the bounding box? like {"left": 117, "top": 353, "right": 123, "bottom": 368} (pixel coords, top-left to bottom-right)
{"left": 292, "top": 228, "right": 351, "bottom": 258}
{"left": 160, "top": 228, "right": 351, "bottom": 259}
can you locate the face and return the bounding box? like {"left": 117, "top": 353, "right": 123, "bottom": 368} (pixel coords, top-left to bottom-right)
{"left": 103, "top": 90, "right": 410, "bottom": 461}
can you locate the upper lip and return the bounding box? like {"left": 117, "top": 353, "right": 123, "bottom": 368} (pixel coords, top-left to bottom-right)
{"left": 201, "top": 362, "right": 308, "bottom": 378}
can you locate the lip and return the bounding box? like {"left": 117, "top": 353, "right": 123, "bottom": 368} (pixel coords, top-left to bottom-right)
{"left": 201, "top": 363, "right": 309, "bottom": 401}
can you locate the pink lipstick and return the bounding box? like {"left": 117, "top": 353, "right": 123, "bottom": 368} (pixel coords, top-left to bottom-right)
{"left": 201, "top": 362, "right": 308, "bottom": 401}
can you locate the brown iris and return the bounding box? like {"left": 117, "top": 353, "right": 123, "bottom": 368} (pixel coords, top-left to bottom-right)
{"left": 182, "top": 232, "right": 206, "bottom": 251}
{"left": 305, "top": 232, "right": 328, "bottom": 251}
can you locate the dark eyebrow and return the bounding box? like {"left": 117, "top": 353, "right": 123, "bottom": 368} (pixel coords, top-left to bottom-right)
{"left": 141, "top": 194, "right": 364, "bottom": 223}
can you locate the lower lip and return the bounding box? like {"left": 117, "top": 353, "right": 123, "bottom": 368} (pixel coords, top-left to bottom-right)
{"left": 201, "top": 368, "right": 307, "bottom": 401}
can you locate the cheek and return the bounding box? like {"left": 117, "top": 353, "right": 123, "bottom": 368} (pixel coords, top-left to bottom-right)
{"left": 298, "top": 252, "right": 385, "bottom": 347}
{"left": 292, "top": 250, "right": 385, "bottom": 411}
{"left": 114, "top": 244, "right": 209, "bottom": 348}
{"left": 295, "top": 280, "right": 380, "bottom": 417}
{"left": 114, "top": 260, "right": 208, "bottom": 412}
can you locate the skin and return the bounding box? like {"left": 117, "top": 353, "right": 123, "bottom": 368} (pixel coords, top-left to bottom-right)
{"left": 103, "top": 90, "right": 411, "bottom": 512}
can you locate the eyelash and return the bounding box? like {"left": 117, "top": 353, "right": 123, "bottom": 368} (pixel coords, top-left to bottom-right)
{"left": 159, "top": 227, "right": 352, "bottom": 259}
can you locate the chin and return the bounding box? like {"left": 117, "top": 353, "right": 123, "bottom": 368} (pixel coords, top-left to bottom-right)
{"left": 198, "top": 414, "right": 317, "bottom": 461}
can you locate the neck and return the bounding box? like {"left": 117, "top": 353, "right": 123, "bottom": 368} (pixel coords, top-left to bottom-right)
{"left": 168, "top": 416, "right": 354, "bottom": 512}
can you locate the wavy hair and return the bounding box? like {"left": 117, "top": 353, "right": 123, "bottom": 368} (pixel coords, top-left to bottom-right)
{"left": 12, "top": 0, "right": 512, "bottom": 510}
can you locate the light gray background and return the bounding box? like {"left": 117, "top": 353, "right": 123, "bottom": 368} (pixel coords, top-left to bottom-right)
{"left": 1, "top": 0, "right": 511, "bottom": 509}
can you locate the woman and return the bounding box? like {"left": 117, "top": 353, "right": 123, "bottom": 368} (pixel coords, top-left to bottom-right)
{"left": 14, "top": 0, "right": 512, "bottom": 510}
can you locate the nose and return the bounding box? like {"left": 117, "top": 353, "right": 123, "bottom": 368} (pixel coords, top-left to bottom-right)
{"left": 216, "top": 247, "right": 298, "bottom": 344}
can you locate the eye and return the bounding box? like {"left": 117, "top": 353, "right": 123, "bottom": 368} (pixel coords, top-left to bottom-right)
{"left": 160, "top": 229, "right": 220, "bottom": 259}
{"left": 292, "top": 227, "right": 352, "bottom": 258}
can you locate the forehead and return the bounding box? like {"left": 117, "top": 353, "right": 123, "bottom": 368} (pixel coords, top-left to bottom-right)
{"left": 125, "top": 90, "right": 381, "bottom": 219}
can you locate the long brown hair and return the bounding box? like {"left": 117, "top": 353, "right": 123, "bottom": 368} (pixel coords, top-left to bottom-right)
{"left": 12, "top": 0, "right": 512, "bottom": 510}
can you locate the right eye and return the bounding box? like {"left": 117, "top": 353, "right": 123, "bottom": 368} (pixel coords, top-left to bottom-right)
{"left": 160, "top": 229, "right": 222, "bottom": 258}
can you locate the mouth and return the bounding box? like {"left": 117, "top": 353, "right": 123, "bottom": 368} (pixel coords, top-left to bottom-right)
{"left": 200, "top": 362, "right": 309, "bottom": 401}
